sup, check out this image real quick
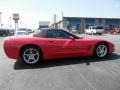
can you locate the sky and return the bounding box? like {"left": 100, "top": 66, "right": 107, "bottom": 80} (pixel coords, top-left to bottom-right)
{"left": 0, "top": 0, "right": 120, "bottom": 29}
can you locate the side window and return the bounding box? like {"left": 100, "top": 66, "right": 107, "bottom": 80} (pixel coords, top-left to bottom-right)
{"left": 47, "top": 30, "right": 56, "bottom": 38}
{"left": 47, "top": 29, "right": 79, "bottom": 39}
{"left": 47, "top": 30, "right": 71, "bottom": 39}
{"left": 47, "top": 30, "right": 63, "bottom": 38}
{"left": 59, "top": 30, "right": 71, "bottom": 38}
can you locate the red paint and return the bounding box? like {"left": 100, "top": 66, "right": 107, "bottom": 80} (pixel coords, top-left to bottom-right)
{"left": 3, "top": 36, "right": 115, "bottom": 60}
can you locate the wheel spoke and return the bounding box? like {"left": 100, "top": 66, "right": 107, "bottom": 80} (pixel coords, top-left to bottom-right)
{"left": 27, "top": 58, "right": 31, "bottom": 62}
{"left": 24, "top": 54, "right": 30, "bottom": 56}
{"left": 29, "top": 48, "right": 33, "bottom": 54}
{"left": 33, "top": 53, "right": 39, "bottom": 56}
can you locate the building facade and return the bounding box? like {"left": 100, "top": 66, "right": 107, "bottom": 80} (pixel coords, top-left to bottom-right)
{"left": 52, "top": 17, "right": 120, "bottom": 33}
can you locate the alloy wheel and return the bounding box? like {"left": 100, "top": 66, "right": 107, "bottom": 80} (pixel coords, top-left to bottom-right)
{"left": 96, "top": 44, "right": 108, "bottom": 58}
{"left": 23, "top": 47, "right": 40, "bottom": 64}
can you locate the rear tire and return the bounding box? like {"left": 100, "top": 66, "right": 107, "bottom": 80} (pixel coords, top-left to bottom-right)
{"left": 91, "top": 31, "right": 94, "bottom": 35}
{"left": 21, "top": 46, "right": 41, "bottom": 65}
{"left": 85, "top": 31, "right": 87, "bottom": 35}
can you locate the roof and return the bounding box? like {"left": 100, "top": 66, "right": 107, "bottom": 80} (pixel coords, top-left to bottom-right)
{"left": 63, "top": 16, "right": 120, "bottom": 20}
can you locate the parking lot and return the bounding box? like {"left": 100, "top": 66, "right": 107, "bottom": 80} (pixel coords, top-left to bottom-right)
{"left": 0, "top": 34, "right": 120, "bottom": 90}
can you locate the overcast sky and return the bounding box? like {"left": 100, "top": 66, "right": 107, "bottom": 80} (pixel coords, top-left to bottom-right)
{"left": 0, "top": 0, "right": 120, "bottom": 29}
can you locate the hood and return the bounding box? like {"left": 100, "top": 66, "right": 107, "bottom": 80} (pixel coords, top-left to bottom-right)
{"left": 81, "top": 37, "right": 106, "bottom": 41}
{"left": 82, "top": 37, "right": 104, "bottom": 40}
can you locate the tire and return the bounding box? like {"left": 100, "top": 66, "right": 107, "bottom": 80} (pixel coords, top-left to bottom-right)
{"left": 114, "top": 32, "right": 117, "bottom": 35}
{"left": 91, "top": 31, "right": 94, "bottom": 35}
{"left": 94, "top": 43, "right": 108, "bottom": 58}
{"left": 99, "top": 33, "right": 102, "bottom": 35}
{"left": 85, "top": 31, "right": 87, "bottom": 35}
{"left": 21, "top": 46, "right": 41, "bottom": 65}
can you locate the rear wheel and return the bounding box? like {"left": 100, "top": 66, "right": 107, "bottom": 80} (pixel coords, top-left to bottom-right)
{"left": 94, "top": 43, "right": 108, "bottom": 58}
{"left": 21, "top": 46, "right": 41, "bottom": 65}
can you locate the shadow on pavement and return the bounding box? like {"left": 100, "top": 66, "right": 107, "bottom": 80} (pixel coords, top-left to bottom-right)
{"left": 14, "top": 53, "right": 120, "bottom": 70}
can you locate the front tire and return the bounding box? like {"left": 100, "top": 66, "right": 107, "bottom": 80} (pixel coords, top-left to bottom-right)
{"left": 21, "top": 46, "right": 41, "bottom": 65}
{"left": 94, "top": 43, "right": 108, "bottom": 58}
{"left": 98, "top": 33, "right": 102, "bottom": 35}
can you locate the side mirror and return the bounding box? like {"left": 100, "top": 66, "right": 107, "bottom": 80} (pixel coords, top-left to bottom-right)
{"left": 69, "top": 36, "right": 75, "bottom": 41}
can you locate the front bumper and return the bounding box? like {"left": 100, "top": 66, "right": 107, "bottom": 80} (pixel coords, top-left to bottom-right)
{"left": 108, "top": 43, "right": 115, "bottom": 54}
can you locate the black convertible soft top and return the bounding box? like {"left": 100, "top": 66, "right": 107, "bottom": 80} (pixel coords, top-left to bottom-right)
{"left": 33, "top": 28, "right": 48, "bottom": 37}
{"left": 33, "top": 28, "right": 79, "bottom": 39}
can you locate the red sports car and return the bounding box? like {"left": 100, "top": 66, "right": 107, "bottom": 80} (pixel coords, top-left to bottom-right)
{"left": 4, "top": 29, "right": 115, "bottom": 65}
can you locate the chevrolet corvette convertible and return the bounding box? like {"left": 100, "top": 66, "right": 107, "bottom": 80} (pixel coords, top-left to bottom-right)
{"left": 4, "top": 29, "right": 115, "bottom": 65}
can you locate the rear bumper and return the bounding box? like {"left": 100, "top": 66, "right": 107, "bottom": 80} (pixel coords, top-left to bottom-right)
{"left": 95, "top": 31, "right": 104, "bottom": 34}
{"left": 4, "top": 39, "right": 20, "bottom": 59}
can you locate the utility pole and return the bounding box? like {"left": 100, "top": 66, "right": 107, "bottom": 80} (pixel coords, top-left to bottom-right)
{"left": 54, "top": 14, "right": 56, "bottom": 24}
{"left": 61, "top": 11, "right": 64, "bottom": 29}
{"left": 0, "top": 12, "right": 2, "bottom": 29}
{"left": 9, "top": 17, "right": 12, "bottom": 29}
{"left": 54, "top": 14, "right": 57, "bottom": 28}
{"left": 62, "top": 11, "right": 63, "bottom": 19}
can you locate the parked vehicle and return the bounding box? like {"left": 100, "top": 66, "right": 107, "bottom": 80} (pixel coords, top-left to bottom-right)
{"left": 4, "top": 28, "right": 115, "bottom": 65}
{"left": 85, "top": 26, "right": 105, "bottom": 35}
{"left": 27, "top": 29, "right": 34, "bottom": 33}
{"left": 108, "top": 28, "right": 120, "bottom": 34}
{"left": 0, "top": 29, "right": 13, "bottom": 36}
{"left": 14, "top": 28, "right": 29, "bottom": 36}
{"left": 14, "top": 31, "right": 29, "bottom": 36}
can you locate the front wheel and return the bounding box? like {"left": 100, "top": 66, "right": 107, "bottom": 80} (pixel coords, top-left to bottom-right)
{"left": 21, "top": 46, "right": 41, "bottom": 65}
{"left": 94, "top": 44, "right": 108, "bottom": 58}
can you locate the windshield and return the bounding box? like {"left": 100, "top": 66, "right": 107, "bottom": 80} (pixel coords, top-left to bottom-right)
{"left": 17, "top": 32, "right": 26, "bottom": 35}
{"left": 14, "top": 31, "right": 27, "bottom": 36}
{"left": 17, "top": 28, "right": 27, "bottom": 31}
{"left": 96, "top": 27, "right": 103, "bottom": 29}
{"left": 93, "top": 26, "right": 103, "bottom": 29}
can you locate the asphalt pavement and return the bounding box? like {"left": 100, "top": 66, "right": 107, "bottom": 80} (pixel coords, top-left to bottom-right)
{"left": 0, "top": 34, "right": 120, "bottom": 90}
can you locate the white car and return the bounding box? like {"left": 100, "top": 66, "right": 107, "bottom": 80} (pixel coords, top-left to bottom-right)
{"left": 14, "top": 31, "right": 29, "bottom": 36}
{"left": 85, "top": 26, "right": 104, "bottom": 35}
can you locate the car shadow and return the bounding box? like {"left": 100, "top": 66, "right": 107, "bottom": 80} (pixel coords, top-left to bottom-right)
{"left": 14, "top": 53, "right": 120, "bottom": 70}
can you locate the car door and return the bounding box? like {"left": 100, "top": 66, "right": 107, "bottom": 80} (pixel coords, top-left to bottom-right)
{"left": 45, "top": 29, "right": 88, "bottom": 59}
{"left": 45, "top": 30, "right": 69, "bottom": 59}
{"left": 67, "top": 38, "right": 92, "bottom": 57}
